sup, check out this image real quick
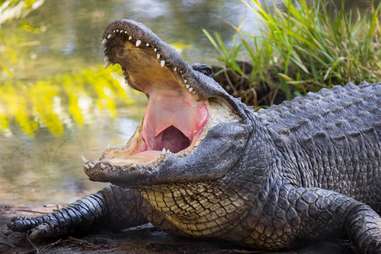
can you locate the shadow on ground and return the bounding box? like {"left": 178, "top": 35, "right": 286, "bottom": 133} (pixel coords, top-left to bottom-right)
{"left": 0, "top": 205, "right": 355, "bottom": 254}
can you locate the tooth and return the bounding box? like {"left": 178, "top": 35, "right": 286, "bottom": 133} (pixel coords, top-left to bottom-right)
{"left": 162, "top": 148, "right": 166, "bottom": 154}
{"left": 160, "top": 60, "right": 165, "bottom": 67}
{"left": 104, "top": 56, "right": 110, "bottom": 67}
{"left": 120, "top": 30, "right": 124, "bottom": 33}
{"left": 102, "top": 39, "right": 107, "bottom": 45}
{"left": 115, "top": 29, "right": 119, "bottom": 33}
{"left": 185, "top": 84, "right": 190, "bottom": 89}
{"left": 184, "top": 79, "right": 188, "bottom": 84}
{"left": 81, "top": 155, "right": 89, "bottom": 163}
{"left": 173, "top": 67, "right": 177, "bottom": 72}
{"left": 154, "top": 48, "right": 157, "bottom": 52}
{"left": 156, "top": 54, "right": 160, "bottom": 59}
{"left": 146, "top": 43, "right": 150, "bottom": 47}
{"left": 124, "top": 31, "right": 128, "bottom": 34}
{"left": 135, "top": 40, "right": 142, "bottom": 47}
{"left": 128, "top": 36, "right": 132, "bottom": 40}
{"left": 189, "top": 87, "right": 193, "bottom": 92}
{"left": 107, "top": 34, "right": 112, "bottom": 39}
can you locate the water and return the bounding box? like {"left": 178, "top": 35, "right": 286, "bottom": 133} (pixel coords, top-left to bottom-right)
{"left": 0, "top": 0, "right": 377, "bottom": 206}
{"left": 0, "top": 0, "right": 254, "bottom": 205}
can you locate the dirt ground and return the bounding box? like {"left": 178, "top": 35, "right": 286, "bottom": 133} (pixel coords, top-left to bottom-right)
{"left": 0, "top": 204, "right": 355, "bottom": 254}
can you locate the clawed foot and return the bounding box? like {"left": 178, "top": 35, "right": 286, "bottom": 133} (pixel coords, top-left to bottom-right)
{"left": 8, "top": 193, "right": 107, "bottom": 240}
{"left": 8, "top": 215, "right": 61, "bottom": 239}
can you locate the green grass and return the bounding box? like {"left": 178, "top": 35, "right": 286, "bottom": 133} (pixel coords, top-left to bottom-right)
{"left": 204, "top": 0, "right": 381, "bottom": 105}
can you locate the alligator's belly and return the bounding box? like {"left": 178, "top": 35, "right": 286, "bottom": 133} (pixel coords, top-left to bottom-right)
{"left": 139, "top": 182, "right": 249, "bottom": 237}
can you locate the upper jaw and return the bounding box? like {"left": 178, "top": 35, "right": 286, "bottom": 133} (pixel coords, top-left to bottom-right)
{"left": 103, "top": 19, "right": 199, "bottom": 96}
{"left": 102, "top": 19, "right": 250, "bottom": 119}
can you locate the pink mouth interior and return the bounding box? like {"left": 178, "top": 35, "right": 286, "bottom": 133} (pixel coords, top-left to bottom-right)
{"left": 134, "top": 81, "right": 208, "bottom": 155}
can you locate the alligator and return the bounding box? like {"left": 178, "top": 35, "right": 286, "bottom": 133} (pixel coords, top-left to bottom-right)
{"left": 8, "top": 19, "right": 381, "bottom": 254}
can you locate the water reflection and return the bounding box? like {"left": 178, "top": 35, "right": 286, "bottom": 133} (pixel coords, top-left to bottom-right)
{"left": 0, "top": 112, "right": 138, "bottom": 205}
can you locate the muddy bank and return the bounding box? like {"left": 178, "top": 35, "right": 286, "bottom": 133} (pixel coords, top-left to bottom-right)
{"left": 0, "top": 205, "right": 354, "bottom": 254}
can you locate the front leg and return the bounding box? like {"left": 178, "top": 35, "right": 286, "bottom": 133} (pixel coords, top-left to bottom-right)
{"left": 8, "top": 185, "right": 147, "bottom": 239}
{"left": 253, "top": 185, "right": 381, "bottom": 253}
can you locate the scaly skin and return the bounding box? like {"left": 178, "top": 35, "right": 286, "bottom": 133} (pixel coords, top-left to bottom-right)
{"left": 9, "top": 20, "right": 381, "bottom": 254}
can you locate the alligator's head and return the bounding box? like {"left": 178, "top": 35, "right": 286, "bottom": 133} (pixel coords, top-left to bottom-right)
{"left": 84, "top": 20, "right": 254, "bottom": 187}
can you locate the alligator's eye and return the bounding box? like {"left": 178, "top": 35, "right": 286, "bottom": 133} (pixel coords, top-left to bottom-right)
{"left": 192, "top": 63, "right": 213, "bottom": 77}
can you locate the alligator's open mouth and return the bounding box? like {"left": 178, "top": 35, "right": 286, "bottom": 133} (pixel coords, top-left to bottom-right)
{"left": 94, "top": 20, "right": 211, "bottom": 167}
{"left": 83, "top": 20, "right": 244, "bottom": 185}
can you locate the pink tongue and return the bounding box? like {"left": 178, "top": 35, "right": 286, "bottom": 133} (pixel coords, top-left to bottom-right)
{"left": 142, "top": 88, "right": 208, "bottom": 151}
{"left": 153, "top": 126, "right": 190, "bottom": 153}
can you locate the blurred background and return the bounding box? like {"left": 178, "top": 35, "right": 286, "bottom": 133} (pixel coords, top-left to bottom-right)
{"left": 0, "top": 0, "right": 378, "bottom": 206}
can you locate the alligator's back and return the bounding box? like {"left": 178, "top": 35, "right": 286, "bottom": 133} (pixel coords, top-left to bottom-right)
{"left": 257, "top": 83, "right": 381, "bottom": 210}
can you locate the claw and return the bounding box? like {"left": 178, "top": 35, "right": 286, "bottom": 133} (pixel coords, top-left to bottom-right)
{"left": 29, "top": 223, "right": 50, "bottom": 240}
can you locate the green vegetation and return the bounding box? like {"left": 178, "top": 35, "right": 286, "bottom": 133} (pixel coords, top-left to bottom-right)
{"left": 1, "top": 0, "right": 380, "bottom": 136}
{"left": 205, "top": 0, "right": 381, "bottom": 105}
{"left": 0, "top": 65, "right": 133, "bottom": 137}
{"left": 0, "top": 0, "right": 135, "bottom": 137}
{"left": 0, "top": 0, "right": 44, "bottom": 25}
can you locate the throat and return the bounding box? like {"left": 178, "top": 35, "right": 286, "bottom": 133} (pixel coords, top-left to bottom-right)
{"left": 140, "top": 89, "right": 208, "bottom": 153}
{"left": 153, "top": 126, "right": 190, "bottom": 153}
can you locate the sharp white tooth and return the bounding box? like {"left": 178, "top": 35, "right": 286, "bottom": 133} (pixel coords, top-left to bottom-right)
{"left": 184, "top": 79, "right": 188, "bottom": 84}
{"left": 160, "top": 60, "right": 165, "bottom": 67}
{"left": 124, "top": 31, "right": 128, "bottom": 34}
{"left": 173, "top": 67, "right": 177, "bottom": 72}
{"left": 81, "top": 155, "right": 89, "bottom": 163}
{"left": 189, "top": 87, "right": 193, "bottom": 92}
{"left": 104, "top": 56, "right": 110, "bottom": 67}
{"left": 112, "top": 30, "right": 116, "bottom": 33}
{"left": 128, "top": 36, "right": 132, "bottom": 40}
{"left": 107, "top": 34, "right": 112, "bottom": 39}
{"left": 146, "top": 43, "right": 150, "bottom": 47}
{"left": 154, "top": 48, "right": 157, "bottom": 52}
{"left": 120, "top": 30, "right": 124, "bottom": 34}
{"left": 162, "top": 148, "right": 166, "bottom": 154}
{"left": 156, "top": 53, "right": 160, "bottom": 59}
{"left": 135, "top": 40, "right": 142, "bottom": 47}
{"left": 185, "top": 84, "right": 190, "bottom": 89}
{"left": 115, "top": 29, "right": 119, "bottom": 33}
{"left": 102, "top": 39, "right": 107, "bottom": 45}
